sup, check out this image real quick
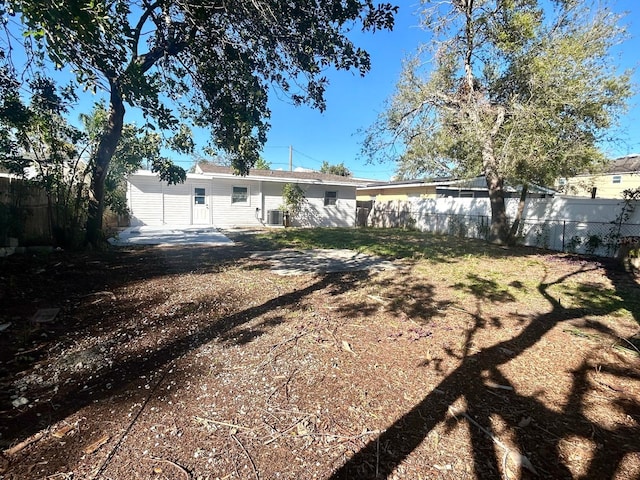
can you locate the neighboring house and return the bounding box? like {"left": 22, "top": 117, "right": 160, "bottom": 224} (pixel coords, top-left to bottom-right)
{"left": 357, "top": 176, "right": 554, "bottom": 201}
{"left": 127, "top": 165, "right": 365, "bottom": 228}
{"left": 557, "top": 155, "right": 640, "bottom": 199}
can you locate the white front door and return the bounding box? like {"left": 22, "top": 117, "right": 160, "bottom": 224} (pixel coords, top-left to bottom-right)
{"left": 192, "top": 187, "right": 209, "bottom": 224}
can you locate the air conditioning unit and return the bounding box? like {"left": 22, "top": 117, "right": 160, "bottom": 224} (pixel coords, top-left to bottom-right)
{"left": 267, "top": 209, "right": 284, "bottom": 226}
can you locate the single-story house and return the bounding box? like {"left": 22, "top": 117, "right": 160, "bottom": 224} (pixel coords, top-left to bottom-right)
{"left": 357, "top": 176, "right": 554, "bottom": 201}
{"left": 126, "top": 164, "right": 366, "bottom": 228}
{"left": 556, "top": 155, "right": 640, "bottom": 199}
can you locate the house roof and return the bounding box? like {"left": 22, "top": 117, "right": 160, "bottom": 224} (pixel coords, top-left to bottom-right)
{"left": 571, "top": 154, "right": 640, "bottom": 177}
{"left": 358, "top": 176, "right": 462, "bottom": 191}
{"left": 605, "top": 155, "right": 640, "bottom": 174}
{"left": 358, "top": 175, "right": 555, "bottom": 195}
{"left": 195, "top": 164, "right": 367, "bottom": 186}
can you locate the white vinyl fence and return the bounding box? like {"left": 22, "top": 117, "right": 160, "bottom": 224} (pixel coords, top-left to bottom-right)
{"left": 368, "top": 196, "right": 640, "bottom": 257}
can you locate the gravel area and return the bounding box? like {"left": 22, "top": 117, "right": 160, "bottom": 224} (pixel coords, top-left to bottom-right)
{"left": 1, "top": 234, "right": 639, "bottom": 479}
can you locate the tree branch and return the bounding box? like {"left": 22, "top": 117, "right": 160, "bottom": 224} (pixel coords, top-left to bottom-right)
{"left": 132, "top": 1, "right": 160, "bottom": 57}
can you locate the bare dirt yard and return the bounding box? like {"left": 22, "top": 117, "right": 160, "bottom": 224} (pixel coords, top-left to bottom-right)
{"left": 0, "top": 228, "right": 639, "bottom": 480}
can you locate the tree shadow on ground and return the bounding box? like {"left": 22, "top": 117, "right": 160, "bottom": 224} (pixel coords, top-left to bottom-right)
{"left": 329, "top": 264, "right": 640, "bottom": 479}
{"left": 0, "top": 245, "right": 246, "bottom": 399}
{"left": 0, "top": 245, "right": 367, "bottom": 447}
{"left": 3, "top": 236, "right": 638, "bottom": 478}
{"left": 600, "top": 258, "right": 640, "bottom": 354}
{"left": 231, "top": 227, "right": 532, "bottom": 263}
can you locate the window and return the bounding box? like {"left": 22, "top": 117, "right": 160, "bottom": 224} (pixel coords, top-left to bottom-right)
{"left": 232, "top": 186, "right": 249, "bottom": 204}
{"left": 612, "top": 175, "right": 622, "bottom": 184}
{"left": 194, "top": 188, "right": 206, "bottom": 205}
{"left": 557, "top": 178, "right": 567, "bottom": 187}
{"left": 324, "top": 191, "right": 337, "bottom": 206}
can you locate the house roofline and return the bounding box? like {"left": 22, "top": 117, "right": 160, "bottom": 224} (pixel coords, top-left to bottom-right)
{"left": 129, "top": 169, "right": 366, "bottom": 187}
{"left": 357, "top": 175, "right": 556, "bottom": 195}
{"left": 358, "top": 180, "right": 459, "bottom": 190}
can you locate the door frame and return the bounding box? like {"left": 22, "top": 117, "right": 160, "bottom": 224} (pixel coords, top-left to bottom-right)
{"left": 192, "top": 183, "right": 210, "bottom": 225}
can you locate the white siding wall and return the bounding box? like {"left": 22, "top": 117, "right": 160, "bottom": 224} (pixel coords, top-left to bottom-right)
{"left": 208, "top": 178, "right": 264, "bottom": 227}
{"left": 372, "top": 196, "right": 640, "bottom": 256}
{"left": 405, "top": 196, "right": 640, "bottom": 224}
{"left": 127, "top": 173, "right": 357, "bottom": 228}
{"left": 164, "top": 181, "right": 193, "bottom": 225}
{"left": 297, "top": 184, "right": 356, "bottom": 227}
{"left": 128, "top": 176, "right": 164, "bottom": 226}
{"left": 262, "top": 182, "right": 285, "bottom": 223}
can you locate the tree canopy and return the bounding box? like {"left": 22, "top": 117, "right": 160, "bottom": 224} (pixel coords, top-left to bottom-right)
{"left": 80, "top": 102, "right": 184, "bottom": 217}
{"left": 320, "top": 161, "right": 352, "bottom": 177}
{"left": 2, "top": 0, "right": 397, "bottom": 244}
{"left": 363, "top": 0, "right": 631, "bottom": 243}
{"left": 254, "top": 157, "right": 271, "bottom": 170}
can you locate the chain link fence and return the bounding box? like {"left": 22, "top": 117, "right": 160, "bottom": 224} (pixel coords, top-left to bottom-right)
{"left": 517, "top": 219, "right": 640, "bottom": 257}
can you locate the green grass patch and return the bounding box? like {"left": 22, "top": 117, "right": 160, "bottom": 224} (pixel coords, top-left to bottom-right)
{"left": 247, "top": 227, "right": 509, "bottom": 261}
{"left": 552, "top": 282, "right": 629, "bottom": 315}
{"left": 242, "top": 228, "right": 640, "bottom": 325}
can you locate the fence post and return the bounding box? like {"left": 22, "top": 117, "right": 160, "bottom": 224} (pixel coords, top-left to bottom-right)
{"left": 562, "top": 221, "right": 566, "bottom": 251}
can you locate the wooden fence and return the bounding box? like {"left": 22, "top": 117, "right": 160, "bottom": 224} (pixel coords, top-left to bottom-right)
{"left": 0, "top": 176, "right": 51, "bottom": 245}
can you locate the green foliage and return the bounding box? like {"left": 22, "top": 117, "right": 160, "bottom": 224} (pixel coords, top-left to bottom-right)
{"left": 5, "top": 0, "right": 397, "bottom": 244}
{"left": 585, "top": 234, "right": 604, "bottom": 255}
{"left": 320, "top": 161, "right": 352, "bottom": 177}
{"left": 533, "top": 222, "right": 551, "bottom": 249}
{"left": 364, "top": 0, "right": 631, "bottom": 243}
{"left": 448, "top": 215, "right": 468, "bottom": 238}
{"left": 0, "top": 201, "right": 27, "bottom": 242}
{"left": 0, "top": 56, "right": 31, "bottom": 165}
{"left": 7, "top": 0, "right": 398, "bottom": 174}
{"left": 254, "top": 157, "right": 271, "bottom": 170}
{"left": 606, "top": 186, "right": 640, "bottom": 254}
{"left": 81, "top": 102, "right": 187, "bottom": 216}
{"left": 0, "top": 73, "right": 89, "bottom": 247}
{"left": 566, "top": 235, "right": 582, "bottom": 254}
{"left": 281, "top": 183, "right": 307, "bottom": 218}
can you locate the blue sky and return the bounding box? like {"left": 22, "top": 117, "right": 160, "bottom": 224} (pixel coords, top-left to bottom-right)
{"left": 259, "top": 3, "right": 424, "bottom": 179}
{"left": 258, "top": 0, "right": 640, "bottom": 180}
{"left": 21, "top": 0, "right": 640, "bottom": 181}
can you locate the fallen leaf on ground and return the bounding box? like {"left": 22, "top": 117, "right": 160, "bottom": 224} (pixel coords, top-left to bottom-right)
{"left": 518, "top": 417, "right": 532, "bottom": 428}
{"left": 296, "top": 423, "right": 309, "bottom": 436}
{"left": 341, "top": 340, "right": 355, "bottom": 355}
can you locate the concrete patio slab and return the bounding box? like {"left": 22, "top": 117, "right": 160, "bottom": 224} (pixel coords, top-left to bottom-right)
{"left": 108, "top": 226, "right": 234, "bottom": 246}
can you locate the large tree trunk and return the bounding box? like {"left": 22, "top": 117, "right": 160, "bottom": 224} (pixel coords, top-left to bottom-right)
{"left": 508, "top": 184, "right": 528, "bottom": 245}
{"left": 85, "top": 82, "right": 125, "bottom": 246}
{"left": 458, "top": 0, "right": 510, "bottom": 244}
{"left": 484, "top": 170, "right": 509, "bottom": 244}
{"left": 481, "top": 106, "right": 509, "bottom": 245}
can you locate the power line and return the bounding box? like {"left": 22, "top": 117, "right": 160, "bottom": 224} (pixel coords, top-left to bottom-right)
{"left": 291, "top": 148, "right": 324, "bottom": 165}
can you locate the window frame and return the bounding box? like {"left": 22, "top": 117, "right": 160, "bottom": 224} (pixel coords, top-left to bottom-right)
{"left": 231, "top": 185, "right": 250, "bottom": 205}
{"left": 612, "top": 175, "right": 622, "bottom": 185}
{"left": 194, "top": 187, "right": 206, "bottom": 205}
{"left": 324, "top": 190, "right": 338, "bottom": 207}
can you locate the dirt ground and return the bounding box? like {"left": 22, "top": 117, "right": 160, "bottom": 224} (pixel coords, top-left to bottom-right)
{"left": 0, "top": 230, "right": 639, "bottom": 480}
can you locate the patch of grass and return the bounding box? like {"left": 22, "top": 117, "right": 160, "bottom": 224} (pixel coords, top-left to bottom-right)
{"left": 243, "top": 227, "right": 640, "bottom": 325}
{"left": 552, "top": 282, "right": 628, "bottom": 315}
{"left": 247, "top": 227, "right": 509, "bottom": 261}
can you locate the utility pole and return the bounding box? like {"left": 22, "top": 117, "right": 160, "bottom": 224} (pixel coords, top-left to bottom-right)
{"left": 289, "top": 145, "right": 293, "bottom": 171}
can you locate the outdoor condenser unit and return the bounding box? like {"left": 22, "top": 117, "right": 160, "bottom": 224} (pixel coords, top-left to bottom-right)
{"left": 267, "top": 209, "right": 284, "bottom": 226}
